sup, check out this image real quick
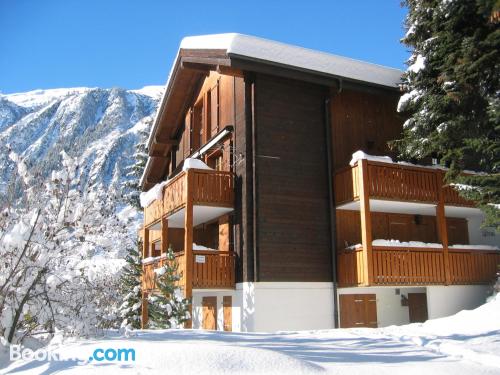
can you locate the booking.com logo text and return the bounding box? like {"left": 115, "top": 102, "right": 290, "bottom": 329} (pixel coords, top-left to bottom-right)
{"left": 88, "top": 348, "right": 135, "bottom": 362}
{"left": 10, "top": 346, "right": 136, "bottom": 365}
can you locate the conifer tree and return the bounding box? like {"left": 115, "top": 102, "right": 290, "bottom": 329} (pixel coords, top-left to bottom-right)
{"left": 119, "top": 240, "right": 143, "bottom": 330}
{"left": 123, "top": 117, "right": 152, "bottom": 210}
{"left": 396, "top": 0, "right": 499, "bottom": 229}
{"left": 147, "top": 246, "right": 190, "bottom": 329}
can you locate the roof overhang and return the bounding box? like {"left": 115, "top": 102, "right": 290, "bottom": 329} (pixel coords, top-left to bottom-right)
{"left": 140, "top": 34, "right": 403, "bottom": 191}
{"left": 140, "top": 49, "right": 234, "bottom": 190}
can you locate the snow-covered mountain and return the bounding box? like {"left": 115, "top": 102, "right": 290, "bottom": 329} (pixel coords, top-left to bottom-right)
{"left": 0, "top": 86, "right": 163, "bottom": 195}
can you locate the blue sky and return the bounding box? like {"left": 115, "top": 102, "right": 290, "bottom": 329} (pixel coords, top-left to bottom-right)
{"left": 0, "top": 0, "right": 409, "bottom": 94}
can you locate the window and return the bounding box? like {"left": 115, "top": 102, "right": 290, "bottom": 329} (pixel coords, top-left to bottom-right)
{"left": 207, "top": 151, "right": 224, "bottom": 171}
{"left": 192, "top": 100, "right": 203, "bottom": 152}
{"left": 152, "top": 241, "right": 161, "bottom": 257}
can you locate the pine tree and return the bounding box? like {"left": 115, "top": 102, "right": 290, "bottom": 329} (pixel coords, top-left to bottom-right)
{"left": 123, "top": 117, "right": 152, "bottom": 210}
{"left": 147, "top": 246, "right": 190, "bottom": 329}
{"left": 396, "top": 0, "right": 500, "bottom": 229}
{"left": 119, "top": 240, "right": 143, "bottom": 330}
{"left": 494, "top": 265, "right": 500, "bottom": 295}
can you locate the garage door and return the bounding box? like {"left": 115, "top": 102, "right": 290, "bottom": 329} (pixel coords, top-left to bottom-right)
{"left": 339, "top": 294, "right": 378, "bottom": 328}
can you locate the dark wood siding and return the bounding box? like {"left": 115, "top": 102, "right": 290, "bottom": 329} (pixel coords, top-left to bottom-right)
{"left": 330, "top": 89, "right": 403, "bottom": 171}
{"left": 233, "top": 76, "right": 253, "bottom": 283}
{"left": 254, "top": 74, "right": 332, "bottom": 282}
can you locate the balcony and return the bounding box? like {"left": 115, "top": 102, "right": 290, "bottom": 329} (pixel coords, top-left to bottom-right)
{"left": 140, "top": 165, "right": 236, "bottom": 323}
{"left": 334, "top": 158, "right": 499, "bottom": 287}
{"left": 334, "top": 159, "right": 474, "bottom": 208}
{"left": 144, "top": 168, "right": 234, "bottom": 228}
{"left": 338, "top": 245, "right": 500, "bottom": 287}
{"left": 142, "top": 250, "right": 236, "bottom": 291}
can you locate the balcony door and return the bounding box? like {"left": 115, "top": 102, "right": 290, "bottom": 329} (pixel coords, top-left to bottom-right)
{"left": 408, "top": 293, "right": 428, "bottom": 323}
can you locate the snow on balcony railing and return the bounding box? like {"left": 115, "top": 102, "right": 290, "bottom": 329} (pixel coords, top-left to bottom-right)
{"left": 335, "top": 151, "right": 476, "bottom": 206}
{"left": 142, "top": 165, "right": 234, "bottom": 228}
{"left": 338, "top": 240, "right": 500, "bottom": 287}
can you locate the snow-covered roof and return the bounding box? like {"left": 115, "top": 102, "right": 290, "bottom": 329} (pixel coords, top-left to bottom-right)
{"left": 140, "top": 33, "right": 404, "bottom": 190}
{"left": 180, "top": 33, "right": 403, "bottom": 88}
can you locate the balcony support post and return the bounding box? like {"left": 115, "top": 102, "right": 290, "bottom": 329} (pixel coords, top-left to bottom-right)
{"left": 358, "top": 159, "right": 374, "bottom": 285}
{"left": 141, "top": 291, "right": 148, "bottom": 329}
{"left": 183, "top": 169, "right": 194, "bottom": 328}
{"left": 142, "top": 228, "right": 150, "bottom": 258}
{"left": 436, "top": 174, "right": 451, "bottom": 285}
{"left": 161, "top": 217, "right": 168, "bottom": 255}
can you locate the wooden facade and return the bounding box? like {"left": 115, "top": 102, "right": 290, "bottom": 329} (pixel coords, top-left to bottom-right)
{"left": 335, "top": 158, "right": 498, "bottom": 287}
{"left": 142, "top": 250, "right": 235, "bottom": 291}
{"left": 253, "top": 74, "right": 332, "bottom": 282}
{"left": 140, "top": 38, "right": 500, "bottom": 330}
{"left": 338, "top": 245, "right": 500, "bottom": 287}
{"left": 335, "top": 160, "right": 474, "bottom": 207}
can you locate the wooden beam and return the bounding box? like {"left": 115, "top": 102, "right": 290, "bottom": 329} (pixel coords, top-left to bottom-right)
{"left": 217, "top": 65, "right": 244, "bottom": 78}
{"left": 231, "top": 57, "right": 342, "bottom": 89}
{"left": 142, "top": 228, "right": 150, "bottom": 259}
{"left": 181, "top": 61, "right": 214, "bottom": 74}
{"left": 149, "top": 150, "right": 171, "bottom": 158}
{"left": 153, "top": 135, "right": 178, "bottom": 146}
{"left": 145, "top": 177, "right": 160, "bottom": 185}
{"left": 436, "top": 172, "right": 451, "bottom": 285}
{"left": 358, "top": 159, "right": 374, "bottom": 286}
{"left": 161, "top": 217, "right": 168, "bottom": 255}
{"left": 183, "top": 169, "right": 194, "bottom": 328}
{"left": 141, "top": 292, "right": 148, "bottom": 329}
{"left": 180, "top": 55, "right": 231, "bottom": 67}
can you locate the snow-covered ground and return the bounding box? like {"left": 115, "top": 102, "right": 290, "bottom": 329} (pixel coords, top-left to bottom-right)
{"left": 1, "top": 295, "right": 499, "bottom": 375}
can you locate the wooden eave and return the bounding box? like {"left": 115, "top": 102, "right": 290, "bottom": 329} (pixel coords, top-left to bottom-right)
{"left": 142, "top": 48, "right": 400, "bottom": 190}
{"left": 142, "top": 49, "right": 232, "bottom": 190}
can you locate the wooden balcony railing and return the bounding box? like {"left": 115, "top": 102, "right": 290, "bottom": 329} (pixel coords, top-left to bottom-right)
{"left": 191, "top": 250, "right": 236, "bottom": 288}
{"left": 449, "top": 249, "right": 500, "bottom": 284}
{"left": 142, "top": 252, "right": 186, "bottom": 291}
{"left": 338, "top": 246, "right": 500, "bottom": 287}
{"left": 142, "top": 251, "right": 236, "bottom": 291}
{"left": 334, "top": 165, "right": 360, "bottom": 204}
{"left": 335, "top": 160, "right": 474, "bottom": 207}
{"left": 371, "top": 246, "right": 446, "bottom": 285}
{"left": 337, "top": 248, "right": 364, "bottom": 286}
{"left": 144, "top": 169, "right": 234, "bottom": 227}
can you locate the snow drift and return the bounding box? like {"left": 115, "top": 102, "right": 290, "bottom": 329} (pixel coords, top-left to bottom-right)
{"left": 2, "top": 293, "right": 499, "bottom": 374}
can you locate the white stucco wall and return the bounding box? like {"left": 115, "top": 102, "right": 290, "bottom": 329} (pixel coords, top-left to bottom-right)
{"left": 194, "top": 283, "right": 335, "bottom": 332}
{"left": 337, "top": 286, "right": 426, "bottom": 327}
{"left": 467, "top": 216, "right": 500, "bottom": 247}
{"left": 249, "top": 282, "right": 335, "bottom": 332}
{"left": 193, "top": 283, "right": 493, "bottom": 332}
{"left": 426, "top": 285, "right": 491, "bottom": 319}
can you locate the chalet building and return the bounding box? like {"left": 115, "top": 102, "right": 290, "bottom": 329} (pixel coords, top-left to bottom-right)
{"left": 139, "top": 34, "right": 500, "bottom": 331}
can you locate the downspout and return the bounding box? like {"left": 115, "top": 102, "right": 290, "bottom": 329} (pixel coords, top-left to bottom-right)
{"left": 325, "top": 79, "right": 342, "bottom": 328}
{"left": 232, "top": 77, "right": 238, "bottom": 277}
{"left": 251, "top": 80, "right": 259, "bottom": 283}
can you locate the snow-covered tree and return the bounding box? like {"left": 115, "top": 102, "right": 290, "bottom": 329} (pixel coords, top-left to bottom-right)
{"left": 0, "top": 150, "right": 128, "bottom": 344}
{"left": 396, "top": 0, "right": 499, "bottom": 229}
{"left": 494, "top": 265, "right": 500, "bottom": 295}
{"left": 117, "top": 115, "right": 152, "bottom": 331}
{"left": 122, "top": 116, "right": 152, "bottom": 210}
{"left": 147, "top": 246, "right": 190, "bottom": 329}
{"left": 119, "top": 240, "right": 143, "bottom": 330}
